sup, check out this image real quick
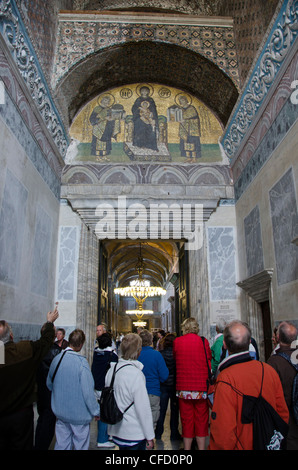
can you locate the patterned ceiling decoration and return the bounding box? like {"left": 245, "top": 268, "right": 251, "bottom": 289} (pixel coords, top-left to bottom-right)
{"left": 52, "top": 9, "right": 239, "bottom": 130}
{"left": 54, "top": 40, "right": 239, "bottom": 129}
{"left": 70, "top": 1, "right": 280, "bottom": 87}
{"left": 53, "top": 10, "right": 239, "bottom": 88}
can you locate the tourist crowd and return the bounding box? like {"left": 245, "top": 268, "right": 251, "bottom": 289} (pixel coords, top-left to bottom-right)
{"left": 0, "top": 309, "right": 297, "bottom": 451}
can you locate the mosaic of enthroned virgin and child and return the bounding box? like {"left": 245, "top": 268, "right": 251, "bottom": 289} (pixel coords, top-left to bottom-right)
{"left": 68, "top": 83, "right": 224, "bottom": 164}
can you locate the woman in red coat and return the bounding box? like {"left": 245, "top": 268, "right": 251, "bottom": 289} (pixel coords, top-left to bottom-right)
{"left": 173, "top": 317, "right": 211, "bottom": 450}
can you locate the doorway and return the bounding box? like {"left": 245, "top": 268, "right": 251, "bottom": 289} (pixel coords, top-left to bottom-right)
{"left": 260, "top": 300, "right": 273, "bottom": 361}
{"left": 97, "top": 239, "right": 189, "bottom": 336}
{"left": 237, "top": 269, "right": 274, "bottom": 362}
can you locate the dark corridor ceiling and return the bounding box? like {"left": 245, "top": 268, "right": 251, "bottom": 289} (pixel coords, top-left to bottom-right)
{"left": 103, "top": 240, "right": 179, "bottom": 288}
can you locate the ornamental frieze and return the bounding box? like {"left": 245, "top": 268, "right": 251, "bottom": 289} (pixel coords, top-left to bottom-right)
{"left": 221, "top": 0, "right": 298, "bottom": 162}
{"left": 53, "top": 11, "right": 239, "bottom": 89}
{"left": 0, "top": 0, "right": 69, "bottom": 157}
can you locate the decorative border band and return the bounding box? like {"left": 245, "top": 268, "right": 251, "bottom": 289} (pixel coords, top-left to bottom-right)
{"left": 221, "top": 0, "right": 298, "bottom": 161}
{"left": 0, "top": 0, "right": 69, "bottom": 157}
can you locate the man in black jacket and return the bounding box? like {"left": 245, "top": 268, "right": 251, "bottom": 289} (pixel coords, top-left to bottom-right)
{"left": 0, "top": 308, "right": 59, "bottom": 450}
{"left": 35, "top": 323, "right": 62, "bottom": 450}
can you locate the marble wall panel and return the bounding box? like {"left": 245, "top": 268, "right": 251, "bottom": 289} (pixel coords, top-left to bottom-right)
{"left": 0, "top": 169, "right": 28, "bottom": 286}
{"left": 0, "top": 82, "right": 61, "bottom": 200}
{"left": 30, "top": 205, "right": 53, "bottom": 297}
{"left": 244, "top": 205, "right": 264, "bottom": 277}
{"left": 233, "top": 96, "right": 297, "bottom": 201}
{"left": 269, "top": 168, "right": 298, "bottom": 285}
{"left": 207, "top": 226, "right": 237, "bottom": 301}
{"left": 62, "top": 162, "right": 232, "bottom": 186}
{"left": 57, "top": 226, "right": 80, "bottom": 301}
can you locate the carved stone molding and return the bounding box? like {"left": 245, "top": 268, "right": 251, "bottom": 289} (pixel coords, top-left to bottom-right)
{"left": 221, "top": 0, "right": 298, "bottom": 161}
{"left": 0, "top": 0, "right": 69, "bottom": 157}
{"left": 237, "top": 269, "right": 274, "bottom": 303}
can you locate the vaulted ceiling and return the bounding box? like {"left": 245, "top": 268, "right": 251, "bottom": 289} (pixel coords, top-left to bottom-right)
{"left": 103, "top": 240, "right": 179, "bottom": 287}
{"left": 16, "top": 0, "right": 280, "bottom": 128}
{"left": 55, "top": 40, "right": 238, "bottom": 129}
{"left": 54, "top": 1, "right": 278, "bottom": 289}
{"left": 14, "top": 0, "right": 280, "bottom": 290}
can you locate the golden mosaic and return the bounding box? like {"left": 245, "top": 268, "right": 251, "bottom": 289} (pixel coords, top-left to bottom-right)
{"left": 69, "top": 83, "right": 223, "bottom": 164}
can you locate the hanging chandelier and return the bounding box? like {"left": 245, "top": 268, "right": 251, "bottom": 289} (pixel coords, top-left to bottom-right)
{"left": 132, "top": 320, "right": 148, "bottom": 327}
{"left": 114, "top": 244, "right": 166, "bottom": 309}
{"left": 126, "top": 309, "right": 154, "bottom": 316}
{"left": 126, "top": 306, "right": 154, "bottom": 328}
{"left": 126, "top": 304, "right": 154, "bottom": 329}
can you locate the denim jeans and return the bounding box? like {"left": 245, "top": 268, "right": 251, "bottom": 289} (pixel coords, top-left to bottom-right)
{"left": 97, "top": 419, "right": 109, "bottom": 443}
{"left": 155, "top": 385, "right": 180, "bottom": 438}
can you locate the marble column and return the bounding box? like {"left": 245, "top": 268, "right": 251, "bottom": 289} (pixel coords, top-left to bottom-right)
{"left": 76, "top": 222, "right": 99, "bottom": 364}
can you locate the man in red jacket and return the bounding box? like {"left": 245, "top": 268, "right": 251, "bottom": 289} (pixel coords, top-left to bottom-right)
{"left": 173, "top": 317, "right": 211, "bottom": 450}
{"left": 209, "top": 320, "right": 289, "bottom": 450}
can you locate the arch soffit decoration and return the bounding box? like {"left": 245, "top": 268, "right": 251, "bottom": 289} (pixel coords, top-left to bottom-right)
{"left": 54, "top": 41, "right": 239, "bottom": 130}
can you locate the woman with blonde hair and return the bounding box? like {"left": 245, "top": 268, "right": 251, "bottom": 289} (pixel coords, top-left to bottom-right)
{"left": 105, "top": 333, "right": 155, "bottom": 450}
{"left": 173, "top": 317, "right": 211, "bottom": 450}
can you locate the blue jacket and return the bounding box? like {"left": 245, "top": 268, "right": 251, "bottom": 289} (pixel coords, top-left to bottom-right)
{"left": 138, "top": 346, "right": 169, "bottom": 396}
{"left": 47, "top": 349, "right": 100, "bottom": 425}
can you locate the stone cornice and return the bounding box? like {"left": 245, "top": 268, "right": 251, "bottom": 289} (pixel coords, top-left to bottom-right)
{"left": 59, "top": 10, "right": 234, "bottom": 28}
{"left": 237, "top": 269, "right": 274, "bottom": 303}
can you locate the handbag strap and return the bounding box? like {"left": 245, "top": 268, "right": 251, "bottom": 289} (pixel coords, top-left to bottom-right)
{"left": 52, "top": 350, "right": 67, "bottom": 382}
{"left": 109, "top": 364, "right": 134, "bottom": 411}
{"left": 110, "top": 363, "right": 132, "bottom": 386}
{"left": 218, "top": 362, "right": 265, "bottom": 399}
{"left": 201, "top": 336, "right": 212, "bottom": 379}
{"left": 258, "top": 361, "right": 264, "bottom": 398}
{"left": 277, "top": 351, "right": 298, "bottom": 372}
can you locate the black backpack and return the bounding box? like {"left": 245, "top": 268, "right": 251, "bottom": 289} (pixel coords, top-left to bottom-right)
{"left": 276, "top": 351, "right": 298, "bottom": 425}
{"left": 99, "top": 364, "right": 134, "bottom": 425}
{"left": 218, "top": 362, "right": 288, "bottom": 450}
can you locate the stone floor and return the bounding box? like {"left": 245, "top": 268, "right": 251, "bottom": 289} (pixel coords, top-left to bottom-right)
{"left": 88, "top": 405, "right": 184, "bottom": 451}
{"left": 34, "top": 402, "right": 210, "bottom": 451}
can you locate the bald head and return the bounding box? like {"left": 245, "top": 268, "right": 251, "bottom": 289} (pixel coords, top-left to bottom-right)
{"left": 277, "top": 321, "right": 297, "bottom": 346}
{"left": 223, "top": 320, "right": 251, "bottom": 355}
